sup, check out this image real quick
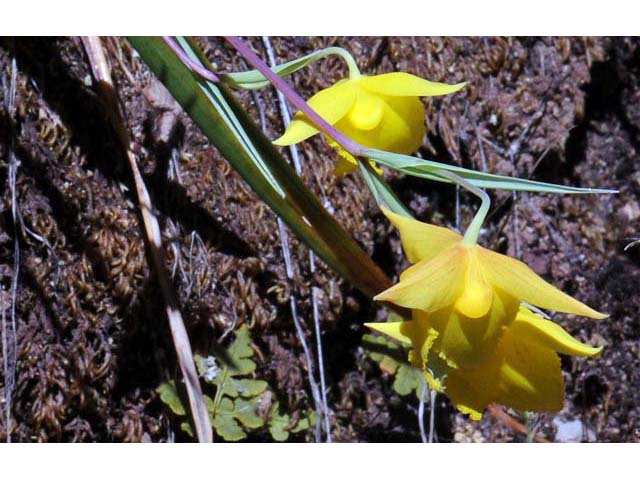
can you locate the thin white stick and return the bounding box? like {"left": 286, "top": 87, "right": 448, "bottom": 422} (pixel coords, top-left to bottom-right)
{"left": 1, "top": 284, "right": 7, "bottom": 441}
{"left": 475, "top": 123, "right": 488, "bottom": 172}
{"left": 261, "top": 36, "right": 332, "bottom": 442}
{"left": 289, "top": 295, "right": 323, "bottom": 442}
{"left": 251, "top": 86, "right": 323, "bottom": 443}
{"left": 261, "top": 37, "right": 302, "bottom": 174}
{"left": 312, "top": 286, "right": 331, "bottom": 442}
{"left": 418, "top": 378, "right": 428, "bottom": 443}
{"left": 2, "top": 56, "right": 19, "bottom": 443}
{"left": 7, "top": 151, "right": 18, "bottom": 445}
{"left": 429, "top": 390, "right": 437, "bottom": 443}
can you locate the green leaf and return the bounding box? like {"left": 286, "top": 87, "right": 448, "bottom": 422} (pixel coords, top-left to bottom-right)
{"left": 234, "top": 398, "right": 265, "bottom": 429}
{"left": 226, "top": 325, "right": 257, "bottom": 376}
{"left": 204, "top": 394, "right": 217, "bottom": 413}
{"left": 362, "top": 330, "right": 424, "bottom": 398}
{"left": 362, "top": 333, "right": 406, "bottom": 364}
{"left": 198, "top": 326, "right": 272, "bottom": 440}
{"left": 156, "top": 381, "right": 186, "bottom": 416}
{"left": 386, "top": 312, "right": 408, "bottom": 323}
{"left": 180, "top": 422, "right": 194, "bottom": 437}
{"left": 223, "top": 47, "right": 354, "bottom": 90}
{"left": 209, "top": 396, "right": 264, "bottom": 438}
{"left": 128, "top": 36, "right": 392, "bottom": 299}
{"left": 393, "top": 364, "right": 423, "bottom": 397}
{"left": 365, "top": 148, "right": 617, "bottom": 195}
{"left": 232, "top": 378, "right": 268, "bottom": 398}
{"left": 269, "top": 427, "right": 289, "bottom": 442}
{"left": 268, "top": 404, "right": 291, "bottom": 442}
{"left": 378, "top": 355, "right": 400, "bottom": 374}
{"left": 164, "top": 327, "right": 279, "bottom": 441}
{"left": 212, "top": 398, "right": 246, "bottom": 441}
{"left": 267, "top": 402, "right": 315, "bottom": 441}
{"left": 291, "top": 412, "right": 317, "bottom": 433}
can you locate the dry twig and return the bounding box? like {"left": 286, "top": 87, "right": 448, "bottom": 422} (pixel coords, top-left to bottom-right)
{"left": 80, "top": 36, "right": 212, "bottom": 442}
{"left": 487, "top": 405, "right": 551, "bottom": 443}
{"left": 2, "top": 55, "right": 19, "bottom": 443}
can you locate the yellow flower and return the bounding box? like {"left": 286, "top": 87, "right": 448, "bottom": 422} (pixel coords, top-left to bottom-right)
{"left": 373, "top": 209, "right": 606, "bottom": 370}
{"left": 273, "top": 72, "right": 465, "bottom": 174}
{"left": 367, "top": 306, "right": 602, "bottom": 420}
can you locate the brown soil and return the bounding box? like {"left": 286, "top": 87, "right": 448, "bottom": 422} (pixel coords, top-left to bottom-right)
{"left": 0, "top": 36, "right": 638, "bottom": 442}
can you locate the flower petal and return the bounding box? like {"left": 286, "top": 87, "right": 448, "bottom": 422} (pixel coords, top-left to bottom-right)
{"left": 329, "top": 141, "right": 359, "bottom": 175}
{"left": 347, "top": 88, "right": 385, "bottom": 130}
{"left": 382, "top": 208, "right": 462, "bottom": 264}
{"left": 444, "top": 355, "right": 500, "bottom": 421}
{"left": 333, "top": 155, "right": 357, "bottom": 175}
{"left": 372, "top": 95, "right": 425, "bottom": 153}
{"left": 334, "top": 94, "right": 424, "bottom": 154}
{"left": 510, "top": 307, "right": 603, "bottom": 357}
{"left": 477, "top": 247, "right": 607, "bottom": 319}
{"left": 374, "top": 245, "right": 466, "bottom": 311}
{"left": 494, "top": 330, "right": 564, "bottom": 413}
{"left": 365, "top": 321, "right": 413, "bottom": 346}
{"left": 273, "top": 80, "right": 356, "bottom": 146}
{"left": 360, "top": 72, "right": 467, "bottom": 97}
{"left": 408, "top": 311, "right": 440, "bottom": 369}
{"left": 428, "top": 288, "right": 519, "bottom": 369}
{"left": 454, "top": 250, "right": 493, "bottom": 318}
{"left": 445, "top": 324, "right": 565, "bottom": 418}
{"left": 328, "top": 139, "right": 382, "bottom": 176}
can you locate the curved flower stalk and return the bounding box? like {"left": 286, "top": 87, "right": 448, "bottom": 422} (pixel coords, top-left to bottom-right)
{"left": 368, "top": 306, "right": 602, "bottom": 419}
{"left": 273, "top": 72, "right": 465, "bottom": 174}
{"left": 223, "top": 46, "right": 361, "bottom": 90}
{"left": 367, "top": 208, "right": 606, "bottom": 418}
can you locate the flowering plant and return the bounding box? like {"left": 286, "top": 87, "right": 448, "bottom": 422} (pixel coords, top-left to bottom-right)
{"left": 274, "top": 71, "right": 464, "bottom": 174}
{"left": 367, "top": 208, "right": 605, "bottom": 418}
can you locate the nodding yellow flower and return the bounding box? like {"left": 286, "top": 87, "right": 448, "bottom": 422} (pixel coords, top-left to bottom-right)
{"left": 367, "top": 306, "right": 602, "bottom": 419}
{"left": 373, "top": 208, "right": 606, "bottom": 371}
{"left": 273, "top": 72, "right": 465, "bottom": 175}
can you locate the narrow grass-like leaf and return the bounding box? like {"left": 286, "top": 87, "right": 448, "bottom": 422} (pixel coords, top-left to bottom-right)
{"left": 365, "top": 149, "right": 617, "bottom": 195}
{"left": 223, "top": 47, "right": 355, "bottom": 90}
{"left": 128, "top": 37, "right": 392, "bottom": 298}
{"left": 358, "top": 160, "right": 414, "bottom": 218}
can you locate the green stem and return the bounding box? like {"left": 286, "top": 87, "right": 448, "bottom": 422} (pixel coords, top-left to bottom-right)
{"left": 435, "top": 169, "right": 490, "bottom": 246}
{"left": 322, "top": 47, "right": 361, "bottom": 79}
{"left": 211, "top": 367, "right": 229, "bottom": 419}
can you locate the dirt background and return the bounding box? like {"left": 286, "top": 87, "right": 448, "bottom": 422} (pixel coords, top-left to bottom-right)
{"left": 0, "top": 36, "right": 638, "bottom": 442}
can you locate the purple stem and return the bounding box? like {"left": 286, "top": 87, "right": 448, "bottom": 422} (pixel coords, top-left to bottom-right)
{"left": 162, "top": 36, "right": 220, "bottom": 83}
{"left": 224, "top": 36, "right": 364, "bottom": 157}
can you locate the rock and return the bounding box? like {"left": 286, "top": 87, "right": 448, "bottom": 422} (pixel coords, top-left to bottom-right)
{"left": 619, "top": 201, "right": 640, "bottom": 223}
{"left": 553, "top": 417, "right": 596, "bottom": 442}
